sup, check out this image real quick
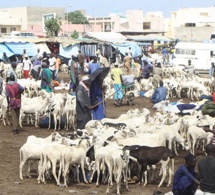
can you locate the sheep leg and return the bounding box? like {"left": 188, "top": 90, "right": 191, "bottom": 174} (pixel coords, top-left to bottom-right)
{"left": 143, "top": 170, "right": 147, "bottom": 186}
{"left": 80, "top": 162, "right": 88, "bottom": 183}
{"left": 173, "top": 141, "right": 178, "bottom": 155}
{"left": 158, "top": 158, "right": 169, "bottom": 187}
{"left": 51, "top": 160, "right": 60, "bottom": 185}
{"left": 63, "top": 164, "right": 69, "bottom": 187}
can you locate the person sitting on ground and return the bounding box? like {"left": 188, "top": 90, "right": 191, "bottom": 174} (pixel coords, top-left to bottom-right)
{"left": 151, "top": 81, "right": 167, "bottom": 104}
{"left": 172, "top": 153, "right": 200, "bottom": 195}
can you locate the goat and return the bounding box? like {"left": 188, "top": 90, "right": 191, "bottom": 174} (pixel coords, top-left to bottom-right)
{"left": 123, "top": 145, "right": 174, "bottom": 187}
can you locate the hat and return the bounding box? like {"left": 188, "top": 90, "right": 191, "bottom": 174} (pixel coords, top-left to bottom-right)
{"left": 11, "top": 62, "right": 17, "bottom": 68}
{"left": 82, "top": 76, "right": 90, "bottom": 82}
{"left": 114, "top": 63, "right": 119, "bottom": 66}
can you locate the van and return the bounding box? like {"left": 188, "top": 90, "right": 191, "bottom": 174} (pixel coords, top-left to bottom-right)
{"left": 173, "top": 42, "right": 215, "bottom": 70}
{"left": 10, "top": 31, "right": 36, "bottom": 37}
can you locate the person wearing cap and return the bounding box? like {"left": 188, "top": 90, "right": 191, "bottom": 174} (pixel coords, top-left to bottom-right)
{"left": 172, "top": 153, "right": 200, "bottom": 195}
{"left": 77, "top": 50, "right": 85, "bottom": 75}
{"left": 40, "top": 62, "right": 53, "bottom": 93}
{"left": 198, "top": 143, "right": 215, "bottom": 194}
{"left": 76, "top": 76, "right": 92, "bottom": 129}
{"left": 7, "top": 62, "right": 18, "bottom": 83}
{"left": 111, "top": 63, "right": 124, "bottom": 106}
{"left": 5, "top": 73, "right": 24, "bottom": 134}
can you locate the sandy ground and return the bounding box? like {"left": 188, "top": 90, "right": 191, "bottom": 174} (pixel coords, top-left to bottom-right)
{"left": 0, "top": 72, "right": 206, "bottom": 195}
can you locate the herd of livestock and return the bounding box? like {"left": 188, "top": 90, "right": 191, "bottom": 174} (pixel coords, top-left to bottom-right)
{"left": 0, "top": 60, "right": 215, "bottom": 194}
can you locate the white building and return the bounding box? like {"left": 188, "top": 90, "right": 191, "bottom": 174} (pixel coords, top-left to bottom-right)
{"left": 168, "top": 7, "right": 215, "bottom": 41}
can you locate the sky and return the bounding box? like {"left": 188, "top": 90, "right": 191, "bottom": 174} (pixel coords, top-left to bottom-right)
{"left": 0, "top": 0, "right": 214, "bottom": 17}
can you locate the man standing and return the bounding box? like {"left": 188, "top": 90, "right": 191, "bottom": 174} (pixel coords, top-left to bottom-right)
{"left": 7, "top": 62, "right": 18, "bottom": 82}
{"left": 115, "top": 47, "right": 121, "bottom": 64}
{"left": 209, "top": 62, "right": 215, "bottom": 78}
{"left": 23, "top": 56, "right": 32, "bottom": 79}
{"left": 41, "top": 62, "right": 53, "bottom": 93}
{"left": 77, "top": 50, "right": 85, "bottom": 75}
{"left": 184, "top": 60, "right": 195, "bottom": 76}
{"left": 49, "top": 53, "right": 56, "bottom": 80}
{"left": 198, "top": 143, "right": 215, "bottom": 194}
{"left": 141, "top": 60, "right": 153, "bottom": 79}
{"left": 76, "top": 76, "right": 92, "bottom": 129}
{"left": 5, "top": 74, "right": 24, "bottom": 134}
{"left": 123, "top": 52, "right": 131, "bottom": 73}
{"left": 55, "top": 55, "right": 61, "bottom": 81}
{"left": 111, "top": 64, "right": 123, "bottom": 106}
{"left": 162, "top": 47, "right": 167, "bottom": 64}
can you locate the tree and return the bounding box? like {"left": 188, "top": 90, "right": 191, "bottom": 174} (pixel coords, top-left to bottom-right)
{"left": 71, "top": 30, "right": 79, "bottom": 39}
{"left": 68, "top": 11, "right": 89, "bottom": 24}
{"left": 45, "top": 17, "right": 62, "bottom": 36}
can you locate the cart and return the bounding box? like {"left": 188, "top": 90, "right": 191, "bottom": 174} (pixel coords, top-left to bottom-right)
{"left": 120, "top": 75, "right": 135, "bottom": 106}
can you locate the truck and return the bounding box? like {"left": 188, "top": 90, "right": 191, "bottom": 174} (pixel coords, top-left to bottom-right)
{"left": 173, "top": 42, "right": 215, "bottom": 70}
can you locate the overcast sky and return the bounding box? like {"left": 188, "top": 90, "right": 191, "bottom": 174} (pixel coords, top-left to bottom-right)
{"left": 0, "top": 0, "right": 214, "bottom": 17}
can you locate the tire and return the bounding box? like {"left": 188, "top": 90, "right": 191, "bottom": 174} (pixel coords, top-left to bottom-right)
{"left": 127, "top": 93, "right": 134, "bottom": 105}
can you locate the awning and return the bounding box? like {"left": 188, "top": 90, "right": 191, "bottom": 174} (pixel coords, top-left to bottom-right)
{"left": 111, "top": 42, "right": 142, "bottom": 57}
{"left": 35, "top": 43, "right": 51, "bottom": 54}
{"left": 0, "top": 44, "right": 14, "bottom": 57}
{"left": 4, "top": 42, "right": 37, "bottom": 56}
{"left": 59, "top": 44, "right": 80, "bottom": 58}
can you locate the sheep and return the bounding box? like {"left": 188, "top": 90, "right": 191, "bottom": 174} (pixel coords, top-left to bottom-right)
{"left": 58, "top": 139, "right": 91, "bottom": 187}
{"left": 105, "top": 148, "right": 130, "bottom": 195}
{"left": 26, "top": 132, "right": 62, "bottom": 144}
{"left": 187, "top": 125, "right": 213, "bottom": 155}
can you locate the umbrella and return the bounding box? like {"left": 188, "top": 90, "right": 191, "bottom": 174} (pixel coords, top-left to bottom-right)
{"left": 89, "top": 67, "right": 110, "bottom": 82}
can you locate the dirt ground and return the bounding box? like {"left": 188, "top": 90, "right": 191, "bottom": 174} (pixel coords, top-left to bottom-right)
{"left": 0, "top": 72, "right": 205, "bottom": 195}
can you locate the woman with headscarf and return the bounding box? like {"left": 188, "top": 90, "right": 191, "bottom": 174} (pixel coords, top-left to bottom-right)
{"left": 40, "top": 62, "right": 53, "bottom": 93}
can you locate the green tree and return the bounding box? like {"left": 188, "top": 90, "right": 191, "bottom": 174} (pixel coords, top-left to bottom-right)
{"left": 71, "top": 30, "right": 79, "bottom": 39}
{"left": 45, "top": 17, "right": 62, "bottom": 36}
{"left": 68, "top": 11, "right": 89, "bottom": 24}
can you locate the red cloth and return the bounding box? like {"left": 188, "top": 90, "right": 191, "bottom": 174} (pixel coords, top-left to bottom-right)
{"left": 213, "top": 92, "right": 215, "bottom": 103}
{"left": 23, "top": 70, "right": 29, "bottom": 79}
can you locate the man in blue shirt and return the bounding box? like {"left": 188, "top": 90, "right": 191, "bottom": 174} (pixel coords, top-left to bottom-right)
{"left": 151, "top": 81, "right": 167, "bottom": 104}
{"left": 172, "top": 153, "right": 200, "bottom": 195}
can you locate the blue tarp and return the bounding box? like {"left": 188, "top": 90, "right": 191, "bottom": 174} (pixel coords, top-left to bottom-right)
{"left": 0, "top": 44, "right": 14, "bottom": 57}
{"left": 111, "top": 42, "right": 142, "bottom": 58}
{"left": 59, "top": 44, "right": 80, "bottom": 58}
{"left": 4, "top": 42, "right": 37, "bottom": 56}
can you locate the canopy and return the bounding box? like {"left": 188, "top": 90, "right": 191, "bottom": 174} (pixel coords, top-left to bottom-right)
{"left": 5, "top": 42, "right": 37, "bottom": 56}
{"left": 0, "top": 44, "right": 14, "bottom": 57}
{"left": 59, "top": 43, "right": 80, "bottom": 58}
{"left": 111, "top": 42, "right": 142, "bottom": 57}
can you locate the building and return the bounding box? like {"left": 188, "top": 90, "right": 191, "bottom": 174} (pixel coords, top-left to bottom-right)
{"left": 0, "top": 6, "right": 101, "bottom": 37}
{"left": 88, "top": 10, "right": 165, "bottom": 36}
{"left": 168, "top": 7, "right": 215, "bottom": 41}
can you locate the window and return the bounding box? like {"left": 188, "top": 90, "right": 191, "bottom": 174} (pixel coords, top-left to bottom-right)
{"left": 1, "top": 28, "right": 6, "bottom": 33}
{"left": 143, "top": 22, "right": 151, "bottom": 29}
{"left": 10, "top": 28, "right": 16, "bottom": 32}
{"left": 211, "top": 51, "right": 215, "bottom": 58}
{"left": 185, "top": 23, "right": 196, "bottom": 27}
{"left": 186, "top": 49, "right": 195, "bottom": 55}
{"left": 175, "top": 49, "right": 185, "bottom": 55}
